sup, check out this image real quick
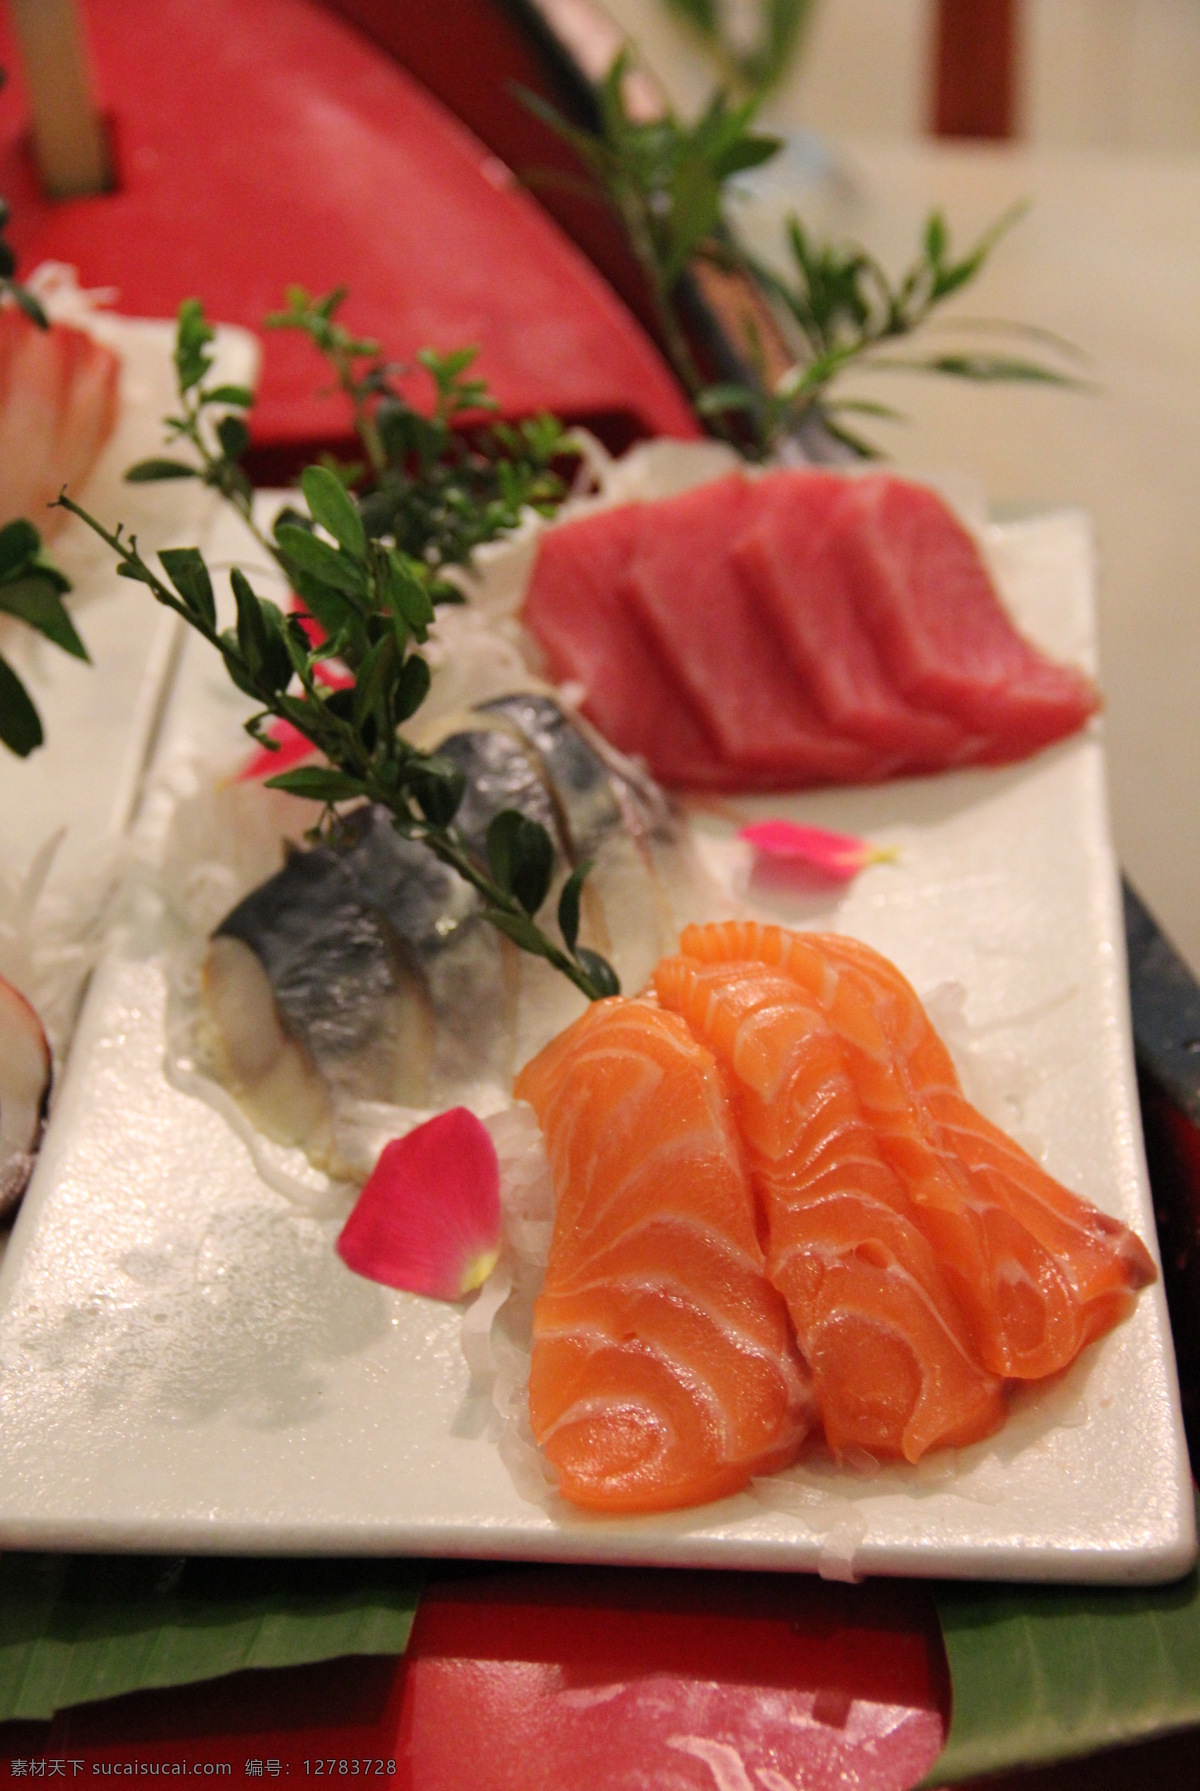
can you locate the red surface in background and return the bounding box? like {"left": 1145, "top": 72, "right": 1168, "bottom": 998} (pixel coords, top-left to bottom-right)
{"left": 0, "top": 0, "right": 699, "bottom": 456}
{"left": 0, "top": 1567, "right": 948, "bottom": 1790}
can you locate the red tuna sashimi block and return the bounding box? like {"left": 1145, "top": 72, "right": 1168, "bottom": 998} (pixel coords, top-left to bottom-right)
{"left": 844, "top": 475, "right": 1099, "bottom": 757}
{"left": 732, "top": 470, "right": 974, "bottom": 766}
{"left": 521, "top": 504, "right": 725, "bottom": 788}
{"left": 623, "top": 475, "right": 886, "bottom": 786}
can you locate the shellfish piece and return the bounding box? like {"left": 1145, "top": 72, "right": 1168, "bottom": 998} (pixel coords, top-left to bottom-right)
{"left": 516, "top": 997, "right": 815, "bottom": 1511}
{"left": 0, "top": 306, "right": 120, "bottom": 534}
{"left": 0, "top": 973, "right": 52, "bottom": 1216}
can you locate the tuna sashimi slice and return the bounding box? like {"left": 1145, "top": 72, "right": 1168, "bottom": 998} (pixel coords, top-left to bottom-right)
{"left": 520, "top": 505, "right": 726, "bottom": 788}
{"left": 515, "top": 997, "right": 815, "bottom": 1511}
{"left": 844, "top": 476, "right": 1099, "bottom": 757}
{"left": 652, "top": 947, "right": 1005, "bottom": 1462}
{"left": 623, "top": 475, "right": 891, "bottom": 786}
{"left": 731, "top": 470, "right": 975, "bottom": 765}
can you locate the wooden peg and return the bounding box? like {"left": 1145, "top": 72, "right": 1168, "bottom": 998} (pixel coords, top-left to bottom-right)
{"left": 7, "top": 0, "right": 111, "bottom": 197}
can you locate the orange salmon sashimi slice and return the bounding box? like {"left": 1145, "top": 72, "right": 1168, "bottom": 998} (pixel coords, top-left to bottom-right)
{"left": 663, "top": 923, "right": 1157, "bottom": 1389}
{"left": 652, "top": 949, "right": 1007, "bottom": 1463}
{"left": 814, "top": 934, "right": 1157, "bottom": 1375}
{"left": 515, "top": 997, "right": 815, "bottom": 1512}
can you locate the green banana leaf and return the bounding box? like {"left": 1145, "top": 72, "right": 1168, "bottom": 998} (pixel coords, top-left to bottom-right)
{"left": 925, "top": 1550, "right": 1200, "bottom": 1784}
{"left": 0, "top": 1553, "right": 424, "bottom": 1723}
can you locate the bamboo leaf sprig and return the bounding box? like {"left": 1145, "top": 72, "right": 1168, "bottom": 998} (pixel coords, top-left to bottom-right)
{"left": 661, "top": 0, "right": 816, "bottom": 100}
{"left": 520, "top": 54, "right": 780, "bottom": 410}
{"left": 522, "top": 64, "right": 1080, "bottom": 459}
{"left": 53, "top": 471, "right": 619, "bottom": 1004}
{"left": 703, "top": 205, "right": 1085, "bottom": 457}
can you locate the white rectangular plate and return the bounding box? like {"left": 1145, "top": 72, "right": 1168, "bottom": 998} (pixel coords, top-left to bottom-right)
{"left": 0, "top": 500, "right": 1192, "bottom": 1583}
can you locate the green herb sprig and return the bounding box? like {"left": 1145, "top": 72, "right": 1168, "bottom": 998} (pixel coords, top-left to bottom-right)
{"left": 702, "top": 205, "right": 1084, "bottom": 457}
{"left": 0, "top": 520, "right": 88, "bottom": 757}
{"left": 124, "top": 298, "right": 262, "bottom": 539}
{"left": 522, "top": 63, "right": 1079, "bottom": 459}
{"left": 520, "top": 53, "right": 780, "bottom": 410}
{"left": 661, "top": 0, "right": 816, "bottom": 100}
{"left": 266, "top": 286, "right": 577, "bottom": 578}
{"left": 59, "top": 301, "right": 617, "bottom": 1002}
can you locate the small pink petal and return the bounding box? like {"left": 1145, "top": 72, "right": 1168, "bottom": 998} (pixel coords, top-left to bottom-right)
{"left": 739, "top": 819, "right": 891, "bottom": 883}
{"left": 336, "top": 1108, "right": 502, "bottom": 1301}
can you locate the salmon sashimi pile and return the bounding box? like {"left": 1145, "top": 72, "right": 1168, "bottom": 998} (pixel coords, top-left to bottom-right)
{"left": 0, "top": 306, "right": 120, "bottom": 536}
{"left": 521, "top": 471, "right": 1099, "bottom": 792}
{"left": 515, "top": 923, "right": 1156, "bottom": 1512}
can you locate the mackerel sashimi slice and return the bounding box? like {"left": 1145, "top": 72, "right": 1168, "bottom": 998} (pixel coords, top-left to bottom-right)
{"left": 515, "top": 997, "right": 815, "bottom": 1511}
{"left": 652, "top": 939, "right": 1007, "bottom": 1462}
{"left": 520, "top": 504, "right": 724, "bottom": 788}
{"left": 731, "top": 470, "right": 973, "bottom": 765}
{"left": 844, "top": 475, "right": 1100, "bottom": 757}
{"left": 622, "top": 475, "right": 885, "bottom": 785}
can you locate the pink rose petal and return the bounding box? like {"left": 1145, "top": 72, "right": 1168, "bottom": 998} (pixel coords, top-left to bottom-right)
{"left": 336, "top": 1108, "right": 502, "bottom": 1301}
{"left": 738, "top": 819, "right": 893, "bottom": 883}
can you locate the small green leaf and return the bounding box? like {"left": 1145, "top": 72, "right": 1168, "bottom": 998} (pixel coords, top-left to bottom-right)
{"left": 486, "top": 808, "right": 524, "bottom": 895}
{"left": 263, "top": 766, "right": 365, "bottom": 803}
{"left": 256, "top": 595, "right": 294, "bottom": 695}
{"left": 215, "top": 414, "right": 250, "bottom": 463}
{"left": 276, "top": 525, "right": 367, "bottom": 599}
{"left": 10, "top": 285, "right": 49, "bottom": 329}
{"left": 479, "top": 907, "right": 547, "bottom": 956}
{"left": 0, "top": 576, "right": 88, "bottom": 660}
{"left": 158, "top": 547, "right": 216, "bottom": 628}
{"left": 229, "top": 567, "right": 276, "bottom": 686}
{"left": 125, "top": 459, "right": 200, "bottom": 484}
{"left": 574, "top": 947, "right": 620, "bottom": 998}
{"left": 901, "top": 353, "right": 1078, "bottom": 386}
{"left": 411, "top": 755, "right": 466, "bottom": 826}
{"left": 487, "top": 810, "right": 554, "bottom": 916}
{"left": 696, "top": 383, "right": 760, "bottom": 417}
{"left": 0, "top": 651, "right": 44, "bottom": 756}
{"left": 393, "top": 652, "right": 431, "bottom": 722}
{"left": 352, "top": 633, "right": 396, "bottom": 730}
{"left": 286, "top": 572, "right": 358, "bottom": 643}
{"left": 219, "top": 628, "right": 261, "bottom": 699}
{"left": 556, "top": 861, "right": 592, "bottom": 955}
{"left": 302, "top": 465, "right": 366, "bottom": 558}
{"left": 0, "top": 518, "right": 40, "bottom": 580}
{"left": 204, "top": 383, "right": 255, "bottom": 407}
{"left": 174, "top": 298, "right": 214, "bottom": 394}
{"left": 383, "top": 553, "right": 434, "bottom": 636}
{"left": 924, "top": 211, "right": 947, "bottom": 265}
